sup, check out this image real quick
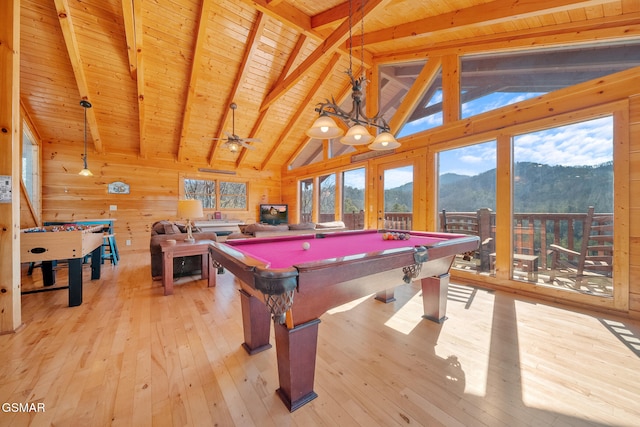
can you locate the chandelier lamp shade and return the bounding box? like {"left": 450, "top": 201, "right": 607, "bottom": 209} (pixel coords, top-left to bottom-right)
{"left": 305, "top": 0, "right": 399, "bottom": 151}
{"left": 78, "top": 100, "right": 93, "bottom": 176}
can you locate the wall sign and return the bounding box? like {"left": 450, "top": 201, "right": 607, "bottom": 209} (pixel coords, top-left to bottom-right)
{"left": 0, "top": 176, "right": 11, "bottom": 203}
{"left": 108, "top": 181, "right": 130, "bottom": 194}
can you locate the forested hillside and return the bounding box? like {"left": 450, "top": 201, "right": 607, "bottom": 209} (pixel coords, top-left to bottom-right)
{"left": 438, "top": 162, "right": 613, "bottom": 213}
{"left": 339, "top": 161, "right": 613, "bottom": 215}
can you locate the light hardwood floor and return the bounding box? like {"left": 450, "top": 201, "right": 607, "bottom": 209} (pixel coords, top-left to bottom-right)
{"left": 2, "top": 252, "right": 640, "bottom": 426}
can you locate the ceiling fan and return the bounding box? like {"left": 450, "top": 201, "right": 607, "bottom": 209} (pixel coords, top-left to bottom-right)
{"left": 213, "top": 103, "right": 261, "bottom": 152}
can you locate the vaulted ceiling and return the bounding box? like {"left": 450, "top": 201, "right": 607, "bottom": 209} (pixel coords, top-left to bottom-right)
{"left": 19, "top": 0, "right": 639, "bottom": 173}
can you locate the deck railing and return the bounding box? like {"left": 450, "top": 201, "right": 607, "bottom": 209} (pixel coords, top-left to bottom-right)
{"left": 302, "top": 209, "right": 607, "bottom": 270}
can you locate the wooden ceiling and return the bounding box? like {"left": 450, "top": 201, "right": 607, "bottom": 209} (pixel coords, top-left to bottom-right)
{"left": 19, "top": 0, "right": 639, "bottom": 173}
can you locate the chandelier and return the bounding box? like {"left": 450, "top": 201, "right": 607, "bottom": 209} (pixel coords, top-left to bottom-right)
{"left": 306, "top": 0, "right": 400, "bottom": 151}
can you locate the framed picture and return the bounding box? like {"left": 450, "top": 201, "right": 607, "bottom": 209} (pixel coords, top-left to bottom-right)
{"left": 108, "top": 181, "right": 130, "bottom": 194}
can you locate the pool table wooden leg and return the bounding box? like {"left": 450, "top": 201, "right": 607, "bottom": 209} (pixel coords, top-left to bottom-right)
{"left": 421, "top": 273, "right": 449, "bottom": 323}
{"left": 239, "top": 289, "right": 272, "bottom": 354}
{"left": 274, "top": 319, "right": 320, "bottom": 412}
{"left": 374, "top": 288, "right": 396, "bottom": 303}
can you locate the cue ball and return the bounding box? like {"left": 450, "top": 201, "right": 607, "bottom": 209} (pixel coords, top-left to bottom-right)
{"left": 302, "top": 242, "right": 311, "bottom": 250}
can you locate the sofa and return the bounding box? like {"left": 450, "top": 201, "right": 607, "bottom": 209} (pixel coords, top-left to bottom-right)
{"left": 149, "top": 220, "right": 218, "bottom": 279}
{"left": 229, "top": 220, "right": 347, "bottom": 239}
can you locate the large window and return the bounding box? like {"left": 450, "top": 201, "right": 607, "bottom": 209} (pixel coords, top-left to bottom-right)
{"left": 512, "top": 116, "right": 613, "bottom": 295}
{"left": 300, "top": 178, "right": 313, "bottom": 223}
{"left": 342, "top": 168, "right": 365, "bottom": 230}
{"left": 461, "top": 42, "right": 640, "bottom": 119}
{"left": 438, "top": 141, "right": 497, "bottom": 274}
{"left": 382, "top": 165, "right": 413, "bottom": 230}
{"left": 318, "top": 173, "right": 336, "bottom": 223}
{"left": 183, "top": 178, "right": 247, "bottom": 210}
{"left": 22, "top": 123, "right": 40, "bottom": 215}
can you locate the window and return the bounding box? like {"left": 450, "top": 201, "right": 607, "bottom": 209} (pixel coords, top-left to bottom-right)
{"left": 342, "top": 168, "right": 365, "bottom": 230}
{"left": 438, "top": 141, "right": 497, "bottom": 274}
{"left": 318, "top": 173, "right": 336, "bottom": 222}
{"left": 219, "top": 181, "right": 247, "bottom": 209}
{"left": 300, "top": 178, "right": 314, "bottom": 223}
{"left": 382, "top": 165, "right": 414, "bottom": 230}
{"left": 22, "top": 123, "right": 40, "bottom": 215}
{"left": 378, "top": 60, "right": 445, "bottom": 139}
{"left": 461, "top": 41, "right": 640, "bottom": 119}
{"left": 183, "top": 178, "right": 247, "bottom": 210}
{"left": 512, "top": 116, "right": 613, "bottom": 294}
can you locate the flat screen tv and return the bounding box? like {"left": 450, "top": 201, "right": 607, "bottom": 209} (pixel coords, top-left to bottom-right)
{"left": 259, "top": 204, "right": 289, "bottom": 225}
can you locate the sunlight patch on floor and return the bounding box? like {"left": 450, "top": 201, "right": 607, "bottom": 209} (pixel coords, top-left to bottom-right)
{"left": 326, "top": 294, "right": 372, "bottom": 315}
{"left": 383, "top": 292, "right": 424, "bottom": 335}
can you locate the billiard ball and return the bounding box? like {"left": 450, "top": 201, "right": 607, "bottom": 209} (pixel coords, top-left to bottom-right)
{"left": 302, "top": 242, "right": 311, "bottom": 250}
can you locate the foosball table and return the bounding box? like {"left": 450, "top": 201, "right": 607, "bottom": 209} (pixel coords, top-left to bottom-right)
{"left": 21, "top": 224, "right": 105, "bottom": 307}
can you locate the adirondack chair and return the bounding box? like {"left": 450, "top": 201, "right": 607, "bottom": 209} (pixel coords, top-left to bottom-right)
{"left": 548, "top": 206, "right": 613, "bottom": 283}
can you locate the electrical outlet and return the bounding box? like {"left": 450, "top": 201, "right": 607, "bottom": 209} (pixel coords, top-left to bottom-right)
{"left": 110, "top": 205, "right": 117, "bottom": 211}
{"left": 126, "top": 239, "right": 131, "bottom": 246}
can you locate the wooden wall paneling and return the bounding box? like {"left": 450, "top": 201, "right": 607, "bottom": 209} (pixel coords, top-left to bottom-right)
{"left": 41, "top": 144, "right": 281, "bottom": 255}
{"left": 0, "top": 0, "right": 22, "bottom": 332}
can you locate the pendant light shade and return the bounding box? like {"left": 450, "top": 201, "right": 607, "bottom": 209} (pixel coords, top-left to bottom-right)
{"left": 368, "top": 132, "right": 400, "bottom": 151}
{"left": 340, "top": 124, "right": 374, "bottom": 145}
{"left": 79, "top": 100, "right": 93, "bottom": 176}
{"left": 306, "top": 115, "right": 344, "bottom": 139}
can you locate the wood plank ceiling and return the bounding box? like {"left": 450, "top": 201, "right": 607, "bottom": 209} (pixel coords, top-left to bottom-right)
{"left": 18, "top": 0, "right": 639, "bottom": 173}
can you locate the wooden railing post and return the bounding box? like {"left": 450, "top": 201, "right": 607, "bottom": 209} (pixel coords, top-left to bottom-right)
{"left": 477, "top": 208, "right": 493, "bottom": 271}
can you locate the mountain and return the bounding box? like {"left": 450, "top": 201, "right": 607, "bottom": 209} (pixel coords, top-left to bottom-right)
{"left": 438, "top": 162, "right": 613, "bottom": 213}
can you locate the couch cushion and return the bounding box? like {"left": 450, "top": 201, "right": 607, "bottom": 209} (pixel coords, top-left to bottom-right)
{"left": 164, "top": 223, "right": 181, "bottom": 234}
{"left": 289, "top": 222, "right": 316, "bottom": 230}
{"left": 244, "top": 223, "right": 289, "bottom": 236}
{"left": 316, "top": 221, "right": 346, "bottom": 229}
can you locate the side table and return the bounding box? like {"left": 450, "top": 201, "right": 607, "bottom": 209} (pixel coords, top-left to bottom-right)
{"left": 160, "top": 240, "right": 216, "bottom": 295}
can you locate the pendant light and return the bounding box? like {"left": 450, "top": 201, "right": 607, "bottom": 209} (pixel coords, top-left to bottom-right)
{"left": 78, "top": 100, "right": 93, "bottom": 176}
{"left": 306, "top": 0, "right": 399, "bottom": 151}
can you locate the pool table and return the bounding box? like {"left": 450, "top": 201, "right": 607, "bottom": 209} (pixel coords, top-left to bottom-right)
{"left": 209, "top": 229, "right": 479, "bottom": 411}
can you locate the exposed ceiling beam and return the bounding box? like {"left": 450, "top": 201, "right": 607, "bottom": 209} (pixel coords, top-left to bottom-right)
{"left": 177, "top": 0, "right": 214, "bottom": 163}
{"left": 354, "top": 0, "right": 614, "bottom": 47}
{"left": 311, "top": 0, "right": 366, "bottom": 30}
{"left": 259, "top": 0, "right": 389, "bottom": 113}
{"left": 132, "top": 0, "right": 145, "bottom": 159}
{"left": 54, "top": 0, "right": 103, "bottom": 153}
{"left": 236, "top": 34, "right": 309, "bottom": 167}
{"left": 208, "top": 12, "right": 267, "bottom": 164}
{"left": 237, "top": 0, "right": 312, "bottom": 35}
{"left": 373, "top": 12, "right": 640, "bottom": 64}
{"left": 261, "top": 52, "right": 342, "bottom": 170}
{"left": 121, "top": 0, "right": 137, "bottom": 80}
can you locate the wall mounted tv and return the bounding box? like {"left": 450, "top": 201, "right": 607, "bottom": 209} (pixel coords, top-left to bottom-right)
{"left": 259, "top": 204, "right": 289, "bottom": 225}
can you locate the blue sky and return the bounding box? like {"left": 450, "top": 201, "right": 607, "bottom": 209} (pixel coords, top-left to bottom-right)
{"left": 344, "top": 96, "right": 614, "bottom": 189}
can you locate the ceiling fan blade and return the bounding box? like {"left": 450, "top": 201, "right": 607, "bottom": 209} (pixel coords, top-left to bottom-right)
{"left": 239, "top": 140, "right": 256, "bottom": 150}
{"left": 242, "top": 138, "right": 262, "bottom": 143}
